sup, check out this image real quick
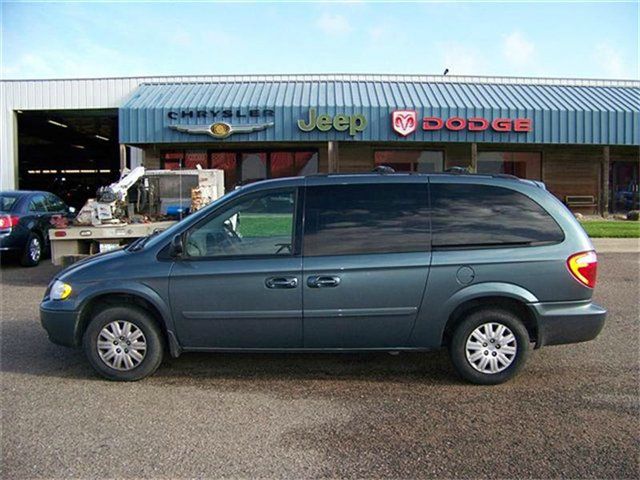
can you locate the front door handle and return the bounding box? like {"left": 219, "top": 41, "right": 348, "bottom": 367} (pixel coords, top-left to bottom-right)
{"left": 265, "top": 277, "right": 298, "bottom": 289}
{"left": 307, "top": 275, "right": 341, "bottom": 288}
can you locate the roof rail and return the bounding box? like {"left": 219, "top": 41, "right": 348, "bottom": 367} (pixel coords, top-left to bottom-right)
{"left": 372, "top": 165, "right": 396, "bottom": 174}
{"left": 445, "top": 166, "right": 472, "bottom": 174}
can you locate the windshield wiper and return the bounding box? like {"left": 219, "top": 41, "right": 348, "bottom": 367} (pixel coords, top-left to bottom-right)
{"left": 128, "top": 229, "right": 161, "bottom": 252}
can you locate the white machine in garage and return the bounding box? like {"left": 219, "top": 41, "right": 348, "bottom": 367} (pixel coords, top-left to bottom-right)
{"left": 49, "top": 167, "right": 225, "bottom": 265}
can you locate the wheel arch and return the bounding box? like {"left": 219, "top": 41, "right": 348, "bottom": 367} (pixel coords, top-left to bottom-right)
{"left": 439, "top": 283, "right": 540, "bottom": 348}
{"left": 76, "top": 286, "right": 181, "bottom": 357}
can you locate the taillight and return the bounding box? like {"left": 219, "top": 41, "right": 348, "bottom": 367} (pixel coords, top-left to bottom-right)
{"left": 0, "top": 215, "right": 20, "bottom": 229}
{"left": 567, "top": 251, "right": 598, "bottom": 288}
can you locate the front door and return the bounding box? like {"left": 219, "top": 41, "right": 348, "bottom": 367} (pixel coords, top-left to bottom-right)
{"left": 169, "top": 187, "right": 303, "bottom": 348}
{"left": 302, "top": 181, "right": 431, "bottom": 348}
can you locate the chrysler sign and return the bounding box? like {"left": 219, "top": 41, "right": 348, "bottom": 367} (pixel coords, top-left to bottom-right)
{"left": 392, "top": 110, "right": 533, "bottom": 137}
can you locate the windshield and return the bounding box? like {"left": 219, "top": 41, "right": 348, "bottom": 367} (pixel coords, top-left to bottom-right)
{"left": 0, "top": 195, "right": 20, "bottom": 212}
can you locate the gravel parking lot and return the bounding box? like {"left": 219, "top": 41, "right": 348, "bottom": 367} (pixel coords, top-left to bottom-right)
{"left": 1, "top": 254, "right": 638, "bottom": 479}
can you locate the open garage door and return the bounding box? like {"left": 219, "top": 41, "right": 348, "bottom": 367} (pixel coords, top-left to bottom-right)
{"left": 16, "top": 109, "right": 120, "bottom": 209}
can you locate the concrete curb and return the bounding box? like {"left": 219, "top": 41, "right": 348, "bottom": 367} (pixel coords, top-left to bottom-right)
{"left": 592, "top": 238, "right": 640, "bottom": 253}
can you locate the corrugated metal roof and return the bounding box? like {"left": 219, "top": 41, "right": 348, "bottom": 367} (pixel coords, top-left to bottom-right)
{"left": 4, "top": 73, "right": 640, "bottom": 87}
{"left": 124, "top": 80, "right": 639, "bottom": 111}
{"left": 119, "top": 78, "right": 640, "bottom": 145}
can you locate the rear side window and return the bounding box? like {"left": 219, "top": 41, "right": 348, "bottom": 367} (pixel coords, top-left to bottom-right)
{"left": 45, "top": 194, "right": 67, "bottom": 212}
{"left": 29, "top": 195, "right": 47, "bottom": 212}
{"left": 0, "top": 195, "right": 19, "bottom": 212}
{"left": 430, "top": 183, "right": 564, "bottom": 248}
{"left": 304, "top": 183, "right": 429, "bottom": 256}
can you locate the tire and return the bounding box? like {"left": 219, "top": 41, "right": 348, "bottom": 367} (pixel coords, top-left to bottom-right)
{"left": 20, "top": 233, "right": 42, "bottom": 267}
{"left": 449, "top": 308, "right": 530, "bottom": 385}
{"left": 82, "top": 305, "right": 164, "bottom": 381}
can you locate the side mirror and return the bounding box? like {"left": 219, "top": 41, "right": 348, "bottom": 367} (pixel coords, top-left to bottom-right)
{"left": 169, "top": 234, "right": 184, "bottom": 257}
{"left": 68, "top": 206, "right": 77, "bottom": 214}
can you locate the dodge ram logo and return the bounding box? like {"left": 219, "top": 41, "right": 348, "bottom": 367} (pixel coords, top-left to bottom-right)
{"left": 392, "top": 111, "right": 417, "bottom": 137}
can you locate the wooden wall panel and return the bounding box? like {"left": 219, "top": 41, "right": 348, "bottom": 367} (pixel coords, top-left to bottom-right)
{"left": 444, "top": 144, "right": 471, "bottom": 168}
{"left": 337, "top": 144, "right": 374, "bottom": 172}
{"left": 543, "top": 147, "right": 601, "bottom": 207}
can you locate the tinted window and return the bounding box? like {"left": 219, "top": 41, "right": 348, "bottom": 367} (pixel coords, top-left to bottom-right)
{"left": 185, "top": 188, "right": 296, "bottom": 258}
{"left": 304, "top": 183, "right": 429, "bottom": 256}
{"left": 45, "top": 194, "right": 67, "bottom": 212}
{"left": 431, "top": 183, "right": 564, "bottom": 248}
{"left": 0, "top": 195, "right": 19, "bottom": 212}
{"left": 28, "top": 195, "right": 47, "bottom": 212}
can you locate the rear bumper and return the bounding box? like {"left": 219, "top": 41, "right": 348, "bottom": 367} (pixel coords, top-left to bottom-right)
{"left": 0, "top": 232, "right": 25, "bottom": 251}
{"left": 40, "top": 303, "right": 81, "bottom": 347}
{"left": 530, "top": 300, "right": 606, "bottom": 348}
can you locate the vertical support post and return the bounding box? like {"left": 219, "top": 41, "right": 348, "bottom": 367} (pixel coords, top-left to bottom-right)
{"left": 119, "top": 144, "right": 127, "bottom": 175}
{"left": 11, "top": 110, "right": 19, "bottom": 189}
{"left": 328, "top": 141, "right": 339, "bottom": 173}
{"left": 470, "top": 143, "right": 478, "bottom": 173}
{"left": 601, "top": 146, "right": 610, "bottom": 217}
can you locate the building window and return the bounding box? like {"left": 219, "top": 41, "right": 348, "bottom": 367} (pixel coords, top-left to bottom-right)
{"left": 375, "top": 150, "right": 444, "bottom": 173}
{"left": 240, "top": 152, "right": 267, "bottom": 185}
{"left": 611, "top": 161, "right": 640, "bottom": 212}
{"left": 161, "top": 149, "right": 318, "bottom": 192}
{"left": 270, "top": 152, "right": 319, "bottom": 178}
{"left": 184, "top": 150, "right": 208, "bottom": 169}
{"left": 211, "top": 152, "right": 238, "bottom": 192}
{"left": 478, "top": 152, "right": 541, "bottom": 179}
{"left": 161, "top": 151, "right": 184, "bottom": 170}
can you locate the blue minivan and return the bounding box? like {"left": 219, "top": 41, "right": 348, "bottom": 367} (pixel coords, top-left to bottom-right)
{"left": 41, "top": 172, "right": 606, "bottom": 384}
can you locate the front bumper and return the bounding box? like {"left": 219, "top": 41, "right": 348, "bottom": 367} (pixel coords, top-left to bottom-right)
{"left": 40, "top": 301, "right": 81, "bottom": 347}
{"left": 530, "top": 300, "right": 606, "bottom": 348}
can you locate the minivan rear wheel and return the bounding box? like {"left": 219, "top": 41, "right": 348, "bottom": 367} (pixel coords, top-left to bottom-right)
{"left": 449, "top": 308, "right": 530, "bottom": 385}
{"left": 82, "top": 306, "right": 164, "bottom": 381}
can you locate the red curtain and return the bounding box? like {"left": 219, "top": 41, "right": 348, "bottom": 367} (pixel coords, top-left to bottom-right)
{"left": 211, "top": 152, "right": 238, "bottom": 190}
{"left": 184, "top": 151, "right": 208, "bottom": 169}
{"left": 161, "top": 151, "right": 184, "bottom": 170}
{"left": 270, "top": 152, "right": 295, "bottom": 178}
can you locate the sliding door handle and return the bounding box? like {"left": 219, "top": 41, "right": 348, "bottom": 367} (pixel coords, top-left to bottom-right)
{"left": 307, "top": 275, "right": 341, "bottom": 288}
{"left": 265, "top": 277, "right": 298, "bottom": 289}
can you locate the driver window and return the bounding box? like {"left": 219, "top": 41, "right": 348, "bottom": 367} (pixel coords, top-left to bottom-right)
{"left": 185, "top": 189, "right": 296, "bottom": 258}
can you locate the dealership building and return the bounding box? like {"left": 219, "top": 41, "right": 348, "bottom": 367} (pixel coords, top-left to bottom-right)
{"left": 1, "top": 74, "right": 638, "bottom": 212}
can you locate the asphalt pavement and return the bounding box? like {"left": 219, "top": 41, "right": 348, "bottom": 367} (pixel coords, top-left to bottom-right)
{"left": 1, "top": 253, "right": 638, "bottom": 479}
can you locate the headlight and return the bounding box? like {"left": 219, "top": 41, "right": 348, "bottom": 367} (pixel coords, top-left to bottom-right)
{"left": 50, "top": 280, "right": 72, "bottom": 300}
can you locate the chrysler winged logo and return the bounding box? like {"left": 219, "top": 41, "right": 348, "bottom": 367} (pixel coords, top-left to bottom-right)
{"left": 392, "top": 110, "right": 417, "bottom": 137}
{"left": 169, "top": 121, "right": 274, "bottom": 139}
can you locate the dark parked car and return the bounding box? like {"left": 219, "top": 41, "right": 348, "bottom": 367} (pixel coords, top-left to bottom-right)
{"left": 0, "top": 191, "right": 75, "bottom": 266}
{"left": 40, "top": 173, "right": 606, "bottom": 384}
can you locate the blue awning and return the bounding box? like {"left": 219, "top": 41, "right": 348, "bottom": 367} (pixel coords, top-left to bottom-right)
{"left": 119, "top": 76, "right": 640, "bottom": 145}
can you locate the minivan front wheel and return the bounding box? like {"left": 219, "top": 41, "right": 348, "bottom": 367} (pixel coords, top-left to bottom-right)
{"left": 449, "top": 309, "right": 530, "bottom": 385}
{"left": 83, "top": 306, "right": 164, "bottom": 381}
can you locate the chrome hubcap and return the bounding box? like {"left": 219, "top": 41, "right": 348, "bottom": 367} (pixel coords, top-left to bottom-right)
{"left": 97, "top": 321, "right": 147, "bottom": 371}
{"left": 29, "top": 237, "right": 41, "bottom": 262}
{"left": 465, "top": 322, "right": 517, "bottom": 374}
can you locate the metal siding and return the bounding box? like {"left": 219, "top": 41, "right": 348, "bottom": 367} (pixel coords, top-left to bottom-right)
{"left": 2, "top": 74, "right": 639, "bottom": 186}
